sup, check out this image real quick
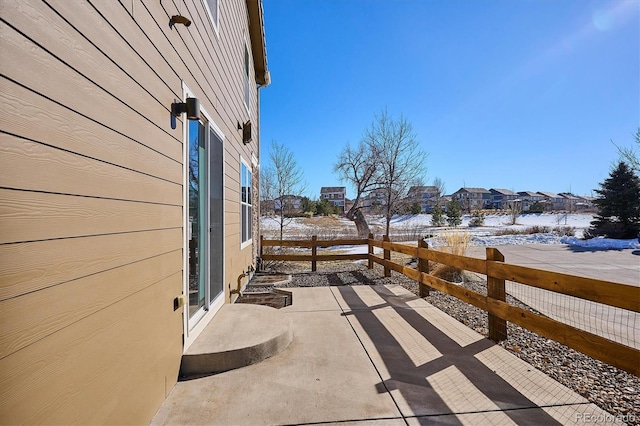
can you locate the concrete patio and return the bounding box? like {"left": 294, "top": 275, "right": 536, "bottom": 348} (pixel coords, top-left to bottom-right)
{"left": 152, "top": 283, "right": 616, "bottom": 425}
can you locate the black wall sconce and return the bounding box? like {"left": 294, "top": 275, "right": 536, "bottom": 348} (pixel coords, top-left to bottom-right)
{"left": 172, "top": 97, "right": 200, "bottom": 121}
{"left": 170, "top": 15, "right": 191, "bottom": 27}
{"left": 238, "top": 120, "right": 252, "bottom": 144}
{"left": 171, "top": 97, "right": 200, "bottom": 129}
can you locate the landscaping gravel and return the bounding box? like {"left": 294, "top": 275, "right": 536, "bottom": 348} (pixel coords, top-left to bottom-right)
{"left": 268, "top": 261, "right": 640, "bottom": 425}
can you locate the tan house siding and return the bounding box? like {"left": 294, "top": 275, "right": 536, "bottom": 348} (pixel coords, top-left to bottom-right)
{"left": 0, "top": 0, "right": 266, "bottom": 423}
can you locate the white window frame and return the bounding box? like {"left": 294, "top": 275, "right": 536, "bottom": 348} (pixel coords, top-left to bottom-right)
{"left": 181, "top": 82, "right": 227, "bottom": 349}
{"left": 240, "top": 157, "right": 252, "bottom": 249}
{"left": 202, "top": 0, "right": 220, "bottom": 35}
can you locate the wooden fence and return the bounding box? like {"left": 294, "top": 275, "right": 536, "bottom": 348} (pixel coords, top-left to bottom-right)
{"left": 260, "top": 234, "right": 640, "bottom": 376}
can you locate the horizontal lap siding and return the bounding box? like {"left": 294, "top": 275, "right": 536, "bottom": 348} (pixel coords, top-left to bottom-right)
{"left": 0, "top": 189, "right": 181, "bottom": 244}
{"left": 0, "top": 0, "right": 186, "bottom": 423}
{"left": 139, "top": 0, "right": 259, "bottom": 295}
{"left": 1, "top": 0, "right": 263, "bottom": 422}
{"left": 0, "top": 273, "right": 182, "bottom": 425}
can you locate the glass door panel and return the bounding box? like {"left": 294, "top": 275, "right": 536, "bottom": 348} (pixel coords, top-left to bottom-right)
{"left": 209, "top": 128, "right": 224, "bottom": 301}
{"left": 188, "top": 119, "right": 207, "bottom": 318}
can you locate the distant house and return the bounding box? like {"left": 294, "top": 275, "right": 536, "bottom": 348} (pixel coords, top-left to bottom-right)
{"left": 320, "top": 186, "right": 346, "bottom": 212}
{"left": 489, "top": 188, "right": 518, "bottom": 210}
{"left": 517, "top": 191, "right": 543, "bottom": 211}
{"left": 537, "top": 191, "right": 565, "bottom": 211}
{"left": 260, "top": 199, "right": 276, "bottom": 215}
{"left": 451, "top": 187, "right": 491, "bottom": 210}
{"left": 406, "top": 185, "right": 441, "bottom": 212}
{"left": 361, "top": 188, "right": 387, "bottom": 213}
{"left": 274, "top": 195, "right": 304, "bottom": 214}
{"left": 559, "top": 192, "right": 580, "bottom": 212}
{"left": 575, "top": 195, "right": 597, "bottom": 211}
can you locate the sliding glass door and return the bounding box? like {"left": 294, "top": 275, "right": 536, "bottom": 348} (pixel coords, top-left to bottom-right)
{"left": 187, "top": 116, "right": 224, "bottom": 324}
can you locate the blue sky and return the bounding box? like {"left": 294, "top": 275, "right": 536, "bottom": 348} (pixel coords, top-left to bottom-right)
{"left": 260, "top": 0, "right": 639, "bottom": 200}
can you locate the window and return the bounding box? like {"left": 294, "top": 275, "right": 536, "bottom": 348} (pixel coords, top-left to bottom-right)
{"left": 244, "top": 43, "right": 250, "bottom": 110}
{"left": 203, "top": 0, "right": 219, "bottom": 33}
{"left": 241, "top": 160, "right": 252, "bottom": 246}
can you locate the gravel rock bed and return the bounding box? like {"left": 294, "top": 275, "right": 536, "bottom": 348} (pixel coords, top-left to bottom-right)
{"left": 268, "top": 262, "right": 640, "bottom": 425}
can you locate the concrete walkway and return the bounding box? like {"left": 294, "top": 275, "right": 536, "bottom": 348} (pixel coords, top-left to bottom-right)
{"left": 152, "top": 284, "right": 615, "bottom": 425}
{"left": 466, "top": 244, "right": 639, "bottom": 286}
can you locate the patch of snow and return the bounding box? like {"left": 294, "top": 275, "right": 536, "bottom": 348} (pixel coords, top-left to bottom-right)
{"left": 561, "top": 236, "right": 640, "bottom": 250}
{"left": 470, "top": 233, "right": 564, "bottom": 246}
{"left": 260, "top": 217, "right": 313, "bottom": 231}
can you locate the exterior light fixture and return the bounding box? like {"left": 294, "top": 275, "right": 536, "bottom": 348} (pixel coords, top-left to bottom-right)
{"left": 172, "top": 97, "right": 200, "bottom": 121}
{"left": 241, "top": 120, "right": 252, "bottom": 144}
{"left": 170, "top": 15, "right": 191, "bottom": 27}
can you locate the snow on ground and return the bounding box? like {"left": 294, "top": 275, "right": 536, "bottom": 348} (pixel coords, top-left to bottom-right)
{"left": 261, "top": 213, "right": 640, "bottom": 250}
{"left": 374, "top": 212, "right": 593, "bottom": 229}
{"left": 560, "top": 236, "right": 640, "bottom": 249}
{"left": 465, "top": 233, "right": 565, "bottom": 246}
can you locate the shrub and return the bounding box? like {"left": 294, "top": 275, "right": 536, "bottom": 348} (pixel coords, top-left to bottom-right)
{"left": 527, "top": 225, "right": 551, "bottom": 234}
{"left": 528, "top": 201, "right": 545, "bottom": 213}
{"left": 554, "top": 226, "right": 575, "bottom": 237}
{"left": 494, "top": 226, "right": 574, "bottom": 236}
{"left": 469, "top": 210, "right": 485, "bottom": 227}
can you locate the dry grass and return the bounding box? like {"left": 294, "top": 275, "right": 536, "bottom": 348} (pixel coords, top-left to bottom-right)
{"left": 431, "top": 230, "right": 472, "bottom": 282}
{"left": 495, "top": 225, "right": 576, "bottom": 237}
{"left": 434, "top": 230, "right": 471, "bottom": 256}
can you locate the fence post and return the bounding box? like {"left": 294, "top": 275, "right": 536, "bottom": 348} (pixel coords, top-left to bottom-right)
{"left": 383, "top": 235, "right": 391, "bottom": 277}
{"left": 367, "top": 233, "right": 374, "bottom": 269}
{"left": 487, "top": 247, "right": 506, "bottom": 342}
{"left": 418, "top": 239, "right": 429, "bottom": 297}
{"left": 311, "top": 235, "right": 317, "bottom": 272}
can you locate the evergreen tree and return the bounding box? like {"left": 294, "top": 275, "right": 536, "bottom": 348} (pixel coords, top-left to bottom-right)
{"left": 589, "top": 161, "right": 640, "bottom": 239}
{"left": 408, "top": 202, "right": 422, "bottom": 215}
{"left": 316, "top": 198, "right": 337, "bottom": 216}
{"left": 469, "top": 209, "right": 485, "bottom": 227}
{"left": 431, "top": 205, "right": 445, "bottom": 226}
{"left": 301, "top": 197, "right": 316, "bottom": 215}
{"left": 446, "top": 200, "right": 462, "bottom": 227}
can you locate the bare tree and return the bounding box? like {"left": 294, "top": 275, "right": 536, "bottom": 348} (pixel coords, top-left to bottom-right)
{"left": 507, "top": 199, "right": 522, "bottom": 225}
{"left": 365, "top": 109, "right": 427, "bottom": 235}
{"left": 262, "top": 140, "right": 306, "bottom": 241}
{"left": 335, "top": 109, "right": 427, "bottom": 237}
{"left": 334, "top": 141, "right": 378, "bottom": 237}
{"left": 432, "top": 176, "right": 446, "bottom": 206}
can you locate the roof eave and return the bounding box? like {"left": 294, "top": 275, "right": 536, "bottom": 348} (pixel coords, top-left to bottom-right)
{"left": 246, "top": 0, "right": 270, "bottom": 86}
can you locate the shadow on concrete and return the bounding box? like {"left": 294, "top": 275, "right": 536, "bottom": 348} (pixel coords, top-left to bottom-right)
{"left": 337, "top": 285, "right": 562, "bottom": 425}
{"left": 632, "top": 250, "right": 640, "bottom": 256}
{"left": 563, "top": 245, "right": 625, "bottom": 253}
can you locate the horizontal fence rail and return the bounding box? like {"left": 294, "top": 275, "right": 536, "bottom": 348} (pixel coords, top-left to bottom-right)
{"left": 260, "top": 234, "right": 640, "bottom": 376}
{"left": 260, "top": 235, "right": 369, "bottom": 272}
